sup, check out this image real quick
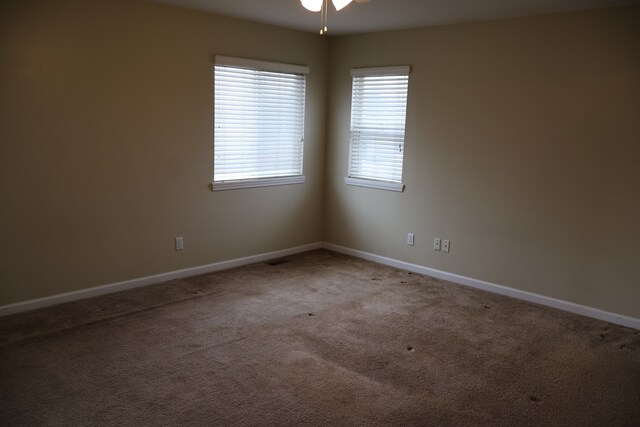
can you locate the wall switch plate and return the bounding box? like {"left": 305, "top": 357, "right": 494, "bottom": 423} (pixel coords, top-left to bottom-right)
{"left": 175, "top": 237, "right": 184, "bottom": 251}
{"left": 442, "top": 239, "right": 450, "bottom": 253}
{"left": 433, "top": 238, "right": 441, "bottom": 251}
{"left": 407, "top": 233, "right": 415, "bottom": 246}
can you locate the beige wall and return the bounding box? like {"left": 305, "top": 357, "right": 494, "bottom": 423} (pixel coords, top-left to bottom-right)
{"left": 0, "top": 0, "right": 328, "bottom": 305}
{"left": 324, "top": 7, "right": 640, "bottom": 318}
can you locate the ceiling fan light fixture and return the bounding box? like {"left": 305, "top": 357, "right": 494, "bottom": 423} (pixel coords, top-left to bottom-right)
{"left": 332, "top": 0, "right": 353, "bottom": 11}
{"left": 301, "top": 0, "right": 322, "bottom": 12}
{"left": 301, "top": 0, "right": 357, "bottom": 35}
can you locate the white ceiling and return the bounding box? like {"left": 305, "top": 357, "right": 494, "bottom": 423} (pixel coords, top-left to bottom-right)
{"left": 146, "top": 0, "right": 639, "bottom": 35}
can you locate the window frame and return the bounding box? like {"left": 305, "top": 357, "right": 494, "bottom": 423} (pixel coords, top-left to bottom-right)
{"left": 346, "top": 65, "right": 410, "bottom": 192}
{"left": 212, "top": 56, "right": 309, "bottom": 191}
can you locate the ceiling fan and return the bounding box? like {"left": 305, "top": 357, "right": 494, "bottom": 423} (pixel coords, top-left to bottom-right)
{"left": 301, "top": 0, "right": 372, "bottom": 34}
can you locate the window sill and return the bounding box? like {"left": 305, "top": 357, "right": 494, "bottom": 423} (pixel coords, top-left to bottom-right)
{"left": 212, "top": 175, "right": 305, "bottom": 191}
{"left": 344, "top": 177, "right": 405, "bottom": 192}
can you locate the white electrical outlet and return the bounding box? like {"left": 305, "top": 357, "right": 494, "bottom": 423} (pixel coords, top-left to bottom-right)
{"left": 407, "top": 233, "right": 415, "bottom": 246}
{"left": 175, "top": 237, "right": 184, "bottom": 251}
{"left": 442, "top": 239, "right": 450, "bottom": 253}
{"left": 433, "top": 238, "right": 441, "bottom": 251}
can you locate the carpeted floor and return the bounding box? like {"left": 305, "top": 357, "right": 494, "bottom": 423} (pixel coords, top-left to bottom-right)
{"left": 1, "top": 249, "right": 639, "bottom": 426}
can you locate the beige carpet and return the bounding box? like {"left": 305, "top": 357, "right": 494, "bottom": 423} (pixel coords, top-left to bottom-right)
{"left": 1, "top": 249, "right": 639, "bottom": 426}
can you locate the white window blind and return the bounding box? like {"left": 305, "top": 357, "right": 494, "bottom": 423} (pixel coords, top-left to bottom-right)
{"left": 214, "top": 56, "right": 308, "bottom": 188}
{"left": 348, "top": 66, "right": 410, "bottom": 189}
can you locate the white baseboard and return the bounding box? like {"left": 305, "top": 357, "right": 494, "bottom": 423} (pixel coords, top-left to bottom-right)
{"left": 3, "top": 241, "right": 638, "bottom": 331}
{"left": 322, "top": 243, "right": 640, "bottom": 331}
{"left": 0, "top": 242, "right": 323, "bottom": 317}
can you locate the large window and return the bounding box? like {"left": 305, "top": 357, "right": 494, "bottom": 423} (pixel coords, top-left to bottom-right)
{"left": 346, "top": 66, "right": 410, "bottom": 192}
{"left": 213, "top": 56, "right": 308, "bottom": 190}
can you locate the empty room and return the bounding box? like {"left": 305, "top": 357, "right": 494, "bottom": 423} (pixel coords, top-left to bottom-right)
{"left": 1, "top": 0, "right": 639, "bottom": 425}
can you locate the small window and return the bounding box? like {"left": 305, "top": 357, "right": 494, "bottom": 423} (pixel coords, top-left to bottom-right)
{"left": 346, "top": 66, "right": 410, "bottom": 192}
{"left": 213, "top": 56, "right": 308, "bottom": 190}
